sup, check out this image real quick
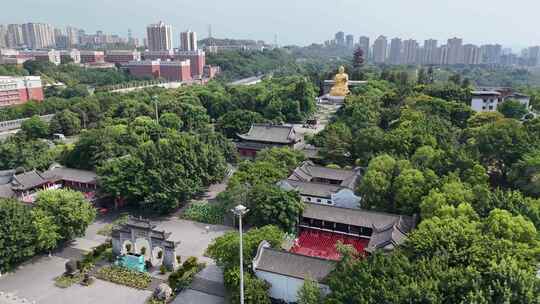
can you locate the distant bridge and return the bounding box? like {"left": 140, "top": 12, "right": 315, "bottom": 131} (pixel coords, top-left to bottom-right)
{"left": 0, "top": 114, "right": 54, "bottom": 132}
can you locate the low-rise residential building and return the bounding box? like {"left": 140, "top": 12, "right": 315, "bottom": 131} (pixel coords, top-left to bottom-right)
{"left": 471, "top": 88, "right": 530, "bottom": 113}
{"left": 236, "top": 124, "right": 304, "bottom": 158}
{"left": 0, "top": 76, "right": 44, "bottom": 107}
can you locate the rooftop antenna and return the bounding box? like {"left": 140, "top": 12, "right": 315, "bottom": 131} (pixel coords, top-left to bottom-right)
{"left": 274, "top": 34, "right": 278, "bottom": 47}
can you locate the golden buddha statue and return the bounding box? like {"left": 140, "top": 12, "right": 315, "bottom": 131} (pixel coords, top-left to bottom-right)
{"left": 329, "top": 66, "right": 350, "bottom": 97}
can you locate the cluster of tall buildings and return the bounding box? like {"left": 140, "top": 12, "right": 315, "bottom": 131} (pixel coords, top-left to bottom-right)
{"left": 0, "top": 23, "right": 137, "bottom": 50}
{"left": 368, "top": 36, "right": 505, "bottom": 66}
{"left": 325, "top": 31, "right": 357, "bottom": 49}
{"left": 327, "top": 32, "right": 540, "bottom": 67}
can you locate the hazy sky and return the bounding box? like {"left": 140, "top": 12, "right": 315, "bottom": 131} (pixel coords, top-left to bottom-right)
{"left": 4, "top": 0, "right": 540, "bottom": 49}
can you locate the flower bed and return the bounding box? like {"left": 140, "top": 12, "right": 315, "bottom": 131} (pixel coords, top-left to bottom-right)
{"left": 54, "top": 273, "right": 83, "bottom": 288}
{"left": 97, "top": 266, "right": 152, "bottom": 289}
{"left": 182, "top": 201, "right": 224, "bottom": 224}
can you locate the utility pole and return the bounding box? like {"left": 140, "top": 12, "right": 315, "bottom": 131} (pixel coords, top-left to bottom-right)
{"left": 232, "top": 204, "right": 249, "bottom": 304}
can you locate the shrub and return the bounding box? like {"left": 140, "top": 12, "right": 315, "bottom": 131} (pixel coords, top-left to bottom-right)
{"left": 168, "top": 256, "right": 205, "bottom": 292}
{"left": 97, "top": 266, "right": 152, "bottom": 289}
{"left": 182, "top": 201, "right": 224, "bottom": 224}
{"left": 54, "top": 273, "right": 82, "bottom": 288}
{"left": 160, "top": 265, "right": 167, "bottom": 274}
{"left": 157, "top": 251, "right": 163, "bottom": 259}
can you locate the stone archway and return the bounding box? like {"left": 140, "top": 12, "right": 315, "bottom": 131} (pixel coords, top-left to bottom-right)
{"left": 135, "top": 238, "right": 151, "bottom": 260}
{"left": 111, "top": 216, "right": 180, "bottom": 270}
{"left": 151, "top": 246, "right": 164, "bottom": 265}
{"left": 122, "top": 240, "right": 134, "bottom": 254}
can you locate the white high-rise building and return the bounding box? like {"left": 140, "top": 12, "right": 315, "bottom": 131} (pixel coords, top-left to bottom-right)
{"left": 146, "top": 21, "right": 173, "bottom": 51}
{"left": 6, "top": 24, "right": 24, "bottom": 48}
{"left": 180, "top": 30, "right": 197, "bottom": 51}
{"left": 463, "top": 44, "right": 481, "bottom": 65}
{"left": 21, "top": 23, "right": 56, "bottom": 49}
{"left": 0, "top": 25, "right": 7, "bottom": 48}
{"left": 423, "top": 39, "right": 438, "bottom": 65}
{"left": 373, "top": 35, "right": 387, "bottom": 64}
{"left": 402, "top": 39, "right": 418, "bottom": 65}
{"left": 446, "top": 37, "right": 463, "bottom": 65}
{"left": 358, "top": 36, "right": 370, "bottom": 60}
{"left": 388, "top": 38, "right": 402, "bottom": 64}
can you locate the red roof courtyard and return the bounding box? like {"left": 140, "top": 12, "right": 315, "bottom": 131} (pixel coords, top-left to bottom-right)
{"left": 290, "top": 228, "right": 369, "bottom": 261}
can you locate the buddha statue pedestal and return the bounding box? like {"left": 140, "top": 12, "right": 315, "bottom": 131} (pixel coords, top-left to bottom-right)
{"left": 319, "top": 66, "right": 349, "bottom": 104}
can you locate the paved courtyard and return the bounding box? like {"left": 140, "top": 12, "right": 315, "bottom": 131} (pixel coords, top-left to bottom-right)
{"left": 0, "top": 214, "right": 232, "bottom": 304}
{"left": 0, "top": 256, "right": 151, "bottom": 304}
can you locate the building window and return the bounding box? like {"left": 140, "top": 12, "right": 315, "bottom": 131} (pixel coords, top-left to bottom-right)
{"left": 489, "top": 106, "right": 493, "bottom": 110}
{"left": 316, "top": 199, "right": 322, "bottom": 203}
{"left": 307, "top": 197, "right": 311, "bottom": 202}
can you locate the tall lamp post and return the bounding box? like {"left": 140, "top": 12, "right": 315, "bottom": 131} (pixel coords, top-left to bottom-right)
{"left": 152, "top": 95, "right": 159, "bottom": 124}
{"left": 232, "top": 204, "right": 249, "bottom": 304}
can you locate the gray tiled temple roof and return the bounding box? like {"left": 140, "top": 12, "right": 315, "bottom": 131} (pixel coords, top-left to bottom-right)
{"left": 289, "top": 161, "right": 361, "bottom": 189}
{"left": 278, "top": 179, "right": 342, "bottom": 198}
{"left": 11, "top": 170, "right": 48, "bottom": 190}
{"left": 237, "top": 124, "right": 298, "bottom": 144}
{"left": 42, "top": 167, "right": 97, "bottom": 184}
{"left": 254, "top": 247, "right": 335, "bottom": 282}
{"left": 302, "top": 202, "right": 414, "bottom": 232}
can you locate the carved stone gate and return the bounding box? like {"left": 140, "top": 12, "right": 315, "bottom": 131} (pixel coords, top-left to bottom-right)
{"left": 111, "top": 216, "right": 179, "bottom": 270}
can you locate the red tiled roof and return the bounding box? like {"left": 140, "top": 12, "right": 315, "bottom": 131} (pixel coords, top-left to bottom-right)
{"left": 290, "top": 228, "right": 369, "bottom": 261}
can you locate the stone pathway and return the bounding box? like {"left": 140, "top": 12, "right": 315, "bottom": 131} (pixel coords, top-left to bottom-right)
{"left": 189, "top": 277, "right": 226, "bottom": 297}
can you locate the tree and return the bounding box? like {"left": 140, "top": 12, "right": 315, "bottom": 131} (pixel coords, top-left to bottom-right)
{"left": 33, "top": 189, "right": 96, "bottom": 241}
{"left": 247, "top": 184, "right": 304, "bottom": 232}
{"left": 0, "top": 135, "right": 55, "bottom": 170}
{"left": 159, "top": 112, "right": 183, "bottom": 130}
{"left": 297, "top": 277, "right": 323, "bottom": 304}
{"left": 49, "top": 109, "right": 81, "bottom": 136}
{"left": 417, "top": 68, "right": 428, "bottom": 85}
{"left": 206, "top": 225, "right": 284, "bottom": 270}
{"left": 31, "top": 208, "right": 61, "bottom": 252}
{"left": 483, "top": 209, "right": 537, "bottom": 244}
{"left": 0, "top": 199, "right": 37, "bottom": 272}
{"left": 255, "top": 147, "right": 305, "bottom": 173}
{"left": 471, "top": 119, "right": 530, "bottom": 178}
{"left": 216, "top": 110, "right": 266, "bottom": 138}
{"left": 224, "top": 268, "right": 271, "bottom": 304}
{"left": 510, "top": 149, "right": 540, "bottom": 197}
{"left": 98, "top": 132, "right": 227, "bottom": 213}
{"left": 498, "top": 99, "right": 528, "bottom": 119}
{"left": 20, "top": 115, "right": 49, "bottom": 139}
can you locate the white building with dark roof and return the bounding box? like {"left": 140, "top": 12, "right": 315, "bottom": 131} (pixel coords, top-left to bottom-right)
{"left": 471, "top": 88, "right": 530, "bottom": 113}
{"left": 253, "top": 241, "right": 334, "bottom": 303}
{"left": 278, "top": 161, "right": 362, "bottom": 208}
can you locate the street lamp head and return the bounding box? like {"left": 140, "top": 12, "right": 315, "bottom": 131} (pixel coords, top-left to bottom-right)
{"left": 232, "top": 204, "right": 249, "bottom": 216}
